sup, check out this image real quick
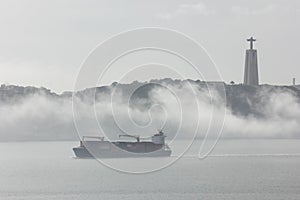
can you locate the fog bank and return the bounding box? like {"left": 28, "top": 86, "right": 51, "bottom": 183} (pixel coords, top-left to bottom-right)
{"left": 0, "top": 80, "right": 299, "bottom": 141}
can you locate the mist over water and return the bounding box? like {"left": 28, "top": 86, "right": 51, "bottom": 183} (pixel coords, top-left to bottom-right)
{"left": 0, "top": 81, "right": 299, "bottom": 141}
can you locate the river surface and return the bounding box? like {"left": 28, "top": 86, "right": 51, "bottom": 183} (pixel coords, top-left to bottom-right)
{"left": 0, "top": 140, "right": 300, "bottom": 200}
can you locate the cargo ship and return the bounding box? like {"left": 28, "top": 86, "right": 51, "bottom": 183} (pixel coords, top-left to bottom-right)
{"left": 73, "top": 130, "right": 172, "bottom": 158}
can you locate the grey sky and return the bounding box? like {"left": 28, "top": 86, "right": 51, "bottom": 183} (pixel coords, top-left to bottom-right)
{"left": 0, "top": 0, "right": 299, "bottom": 93}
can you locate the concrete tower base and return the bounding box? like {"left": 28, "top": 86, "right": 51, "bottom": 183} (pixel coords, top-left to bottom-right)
{"left": 244, "top": 49, "right": 259, "bottom": 86}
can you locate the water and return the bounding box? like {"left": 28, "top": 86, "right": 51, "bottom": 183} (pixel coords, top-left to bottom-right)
{"left": 0, "top": 140, "right": 300, "bottom": 200}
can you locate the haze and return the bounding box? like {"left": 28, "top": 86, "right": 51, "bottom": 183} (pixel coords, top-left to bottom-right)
{"left": 0, "top": 0, "right": 299, "bottom": 93}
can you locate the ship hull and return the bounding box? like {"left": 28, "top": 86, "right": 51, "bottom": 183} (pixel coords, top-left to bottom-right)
{"left": 73, "top": 141, "right": 171, "bottom": 158}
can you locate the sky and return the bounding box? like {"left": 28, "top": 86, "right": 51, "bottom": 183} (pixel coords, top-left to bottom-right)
{"left": 0, "top": 0, "right": 299, "bottom": 93}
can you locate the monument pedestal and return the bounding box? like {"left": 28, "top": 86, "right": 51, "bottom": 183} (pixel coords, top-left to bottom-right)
{"left": 244, "top": 49, "right": 258, "bottom": 86}
{"left": 243, "top": 37, "right": 259, "bottom": 86}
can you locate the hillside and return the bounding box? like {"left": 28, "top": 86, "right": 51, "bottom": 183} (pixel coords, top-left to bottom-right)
{"left": 0, "top": 80, "right": 299, "bottom": 140}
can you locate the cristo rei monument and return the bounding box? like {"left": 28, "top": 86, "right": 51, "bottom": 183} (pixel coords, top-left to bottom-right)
{"left": 243, "top": 37, "right": 259, "bottom": 86}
